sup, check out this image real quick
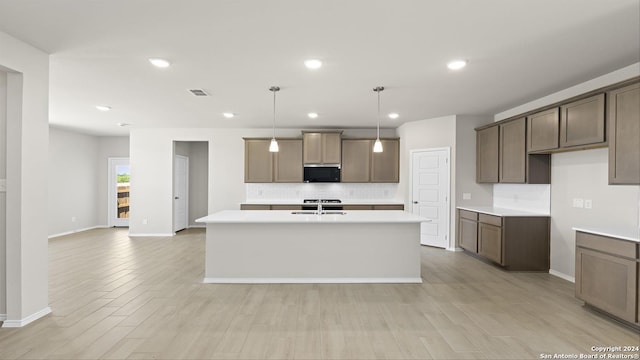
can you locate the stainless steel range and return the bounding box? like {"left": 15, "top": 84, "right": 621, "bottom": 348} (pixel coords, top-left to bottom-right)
{"left": 302, "top": 199, "right": 343, "bottom": 211}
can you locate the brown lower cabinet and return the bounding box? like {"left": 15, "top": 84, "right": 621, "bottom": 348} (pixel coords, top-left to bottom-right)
{"left": 575, "top": 231, "right": 639, "bottom": 327}
{"left": 456, "top": 209, "right": 550, "bottom": 271}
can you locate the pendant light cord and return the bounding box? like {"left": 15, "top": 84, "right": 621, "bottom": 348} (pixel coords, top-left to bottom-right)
{"left": 272, "top": 89, "right": 276, "bottom": 139}
{"left": 377, "top": 89, "right": 381, "bottom": 140}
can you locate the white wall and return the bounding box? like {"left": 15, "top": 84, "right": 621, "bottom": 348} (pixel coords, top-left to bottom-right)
{"left": 0, "top": 70, "right": 7, "bottom": 319}
{"left": 48, "top": 127, "right": 99, "bottom": 236}
{"left": 397, "top": 116, "right": 458, "bottom": 248}
{"left": 0, "top": 30, "right": 50, "bottom": 326}
{"left": 455, "top": 115, "right": 494, "bottom": 208}
{"left": 129, "top": 127, "right": 395, "bottom": 236}
{"left": 494, "top": 63, "right": 640, "bottom": 281}
{"left": 551, "top": 149, "right": 639, "bottom": 279}
{"left": 97, "top": 136, "right": 129, "bottom": 226}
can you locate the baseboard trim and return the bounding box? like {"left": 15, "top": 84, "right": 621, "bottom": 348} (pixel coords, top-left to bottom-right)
{"left": 188, "top": 224, "right": 206, "bottom": 229}
{"left": 203, "top": 277, "right": 423, "bottom": 284}
{"left": 128, "top": 233, "right": 175, "bottom": 237}
{"left": 48, "top": 226, "right": 108, "bottom": 239}
{"left": 0, "top": 313, "right": 6, "bottom": 321}
{"left": 2, "top": 307, "right": 52, "bottom": 328}
{"left": 549, "top": 269, "right": 575, "bottom": 283}
{"left": 446, "top": 247, "right": 464, "bottom": 252}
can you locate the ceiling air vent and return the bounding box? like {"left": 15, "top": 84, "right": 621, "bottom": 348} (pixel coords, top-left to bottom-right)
{"left": 188, "top": 89, "right": 209, "bottom": 97}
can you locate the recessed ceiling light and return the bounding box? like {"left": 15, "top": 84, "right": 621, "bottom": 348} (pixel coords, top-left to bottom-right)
{"left": 149, "top": 58, "right": 171, "bottom": 68}
{"left": 223, "top": 112, "right": 235, "bottom": 118}
{"left": 388, "top": 113, "right": 399, "bottom": 119}
{"left": 307, "top": 112, "right": 319, "bottom": 119}
{"left": 447, "top": 59, "right": 467, "bottom": 70}
{"left": 304, "top": 59, "right": 322, "bottom": 70}
{"left": 95, "top": 105, "right": 111, "bottom": 111}
{"left": 117, "top": 122, "right": 130, "bottom": 127}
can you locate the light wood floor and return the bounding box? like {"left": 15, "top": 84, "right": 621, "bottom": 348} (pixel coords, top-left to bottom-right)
{"left": 0, "top": 228, "right": 637, "bottom": 360}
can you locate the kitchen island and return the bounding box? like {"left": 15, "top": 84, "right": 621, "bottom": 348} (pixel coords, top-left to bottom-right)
{"left": 196, "top": 210, "right": 427, "bottom": 284}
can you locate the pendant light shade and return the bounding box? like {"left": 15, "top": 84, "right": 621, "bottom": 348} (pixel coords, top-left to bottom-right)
{"left": 373, "top": 86, "right": 384, "bottom": 153}
{"left": 269, "top": 86, "right": 280, "bottom": 153}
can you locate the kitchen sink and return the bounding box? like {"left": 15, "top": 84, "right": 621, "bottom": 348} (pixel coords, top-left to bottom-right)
{"left": 290, "top": 211, "right": 346, "bottom": 215}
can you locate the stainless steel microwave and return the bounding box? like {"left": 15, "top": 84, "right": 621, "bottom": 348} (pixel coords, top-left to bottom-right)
{"left": 303, "top": 165, "right": 341, "bottom": 183}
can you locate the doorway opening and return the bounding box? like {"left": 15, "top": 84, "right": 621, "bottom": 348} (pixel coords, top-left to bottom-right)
{"left": 173, "top": 141, "right": 209, "bottom": 234}
{"left": 108, "top": 158, "right": 130, "bottom": 227}
{"left": 410, "top": 147, "right": 451, "bottom": 248}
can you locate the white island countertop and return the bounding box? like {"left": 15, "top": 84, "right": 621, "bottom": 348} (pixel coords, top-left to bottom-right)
{"left": 196, "top": 210, "right": 427, "bottom": 224}
{"left": 456, "top": 206, "right": 550, "bottom": 217}
{"left": 573, "top": 226, "right": 640, "bottom": 243}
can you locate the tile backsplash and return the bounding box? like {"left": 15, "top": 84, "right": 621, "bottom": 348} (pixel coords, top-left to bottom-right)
{"left": 246, "top": 183, "right": 400, "bottom": 202}
{"left": 493, "top": 184, "right": 551, "bottom": 214}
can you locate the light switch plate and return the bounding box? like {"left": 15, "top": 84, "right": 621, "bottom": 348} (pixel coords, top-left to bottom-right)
{"left": 0, "top": 179, "right": 6, "bottom": 192}
{"left": 572, "top": 198, "right": 584, "bottom": 208}
{"left": 462, "top": 193, "right": 471, "bottom": 200}
{"left": 584, "top": 199, "right": 592, "bottom": 209}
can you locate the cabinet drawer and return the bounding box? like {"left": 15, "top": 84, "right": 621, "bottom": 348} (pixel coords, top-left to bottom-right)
{"left": 459, "top": 210, "right": 478, "bottom": 221}
{"left": 576, "top": 232, "right": 637, "bottom": 259}
{"left": 479, "top": 214, "right": 502, "bottom": 227}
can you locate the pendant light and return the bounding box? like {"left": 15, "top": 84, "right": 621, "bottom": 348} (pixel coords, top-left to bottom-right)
{"left": 269, "top": 86, "right": 280, "bottom": 152}
{"left": 373, "top": 86, "right": 384, "bottom": 153}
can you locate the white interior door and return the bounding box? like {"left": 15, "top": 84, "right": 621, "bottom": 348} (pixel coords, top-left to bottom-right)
{"left": 411, "top": 148, "right": 450, "bottom": 248}
{"left": 173, "top": 155, "right": 189, "bottom": 233}
{"left": 108, "top": 158, "right": 130, "bottom": 227}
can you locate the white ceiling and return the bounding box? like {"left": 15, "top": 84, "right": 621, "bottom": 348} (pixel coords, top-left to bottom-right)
{"left": 0, "top": 0, "right": 638, "bottom": 136}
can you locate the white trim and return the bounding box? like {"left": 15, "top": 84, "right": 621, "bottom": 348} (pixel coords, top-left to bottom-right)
{"left": 409, "top": 147, "right": 451, "bottom": 248}
{"left": 173, "top": 155, "right": 189, "bottom": 233}
{"left": 128, "top": 233, "right": 175, "bottom": 237}
{"left": 2, "top": 307, "right": 51, "bottom": 328}
{"left": 0, "top": 314, "right": 6, "bottom": 321}
{"left": 203, "top": 277, "right": 423, "bottom": 284}
{"left": 549, "top": 269, "right": 575, "bottom": 283}
{"left": 446, "top": 247, "right": 464, "bottom": 252}
{"left": 48, "top": 225, "right": 108, "bottom": 239}
{"left": 188, "top": 224, "right": 206, "bottom": 229}
{"left": 108, "top": 157, "right": 130, "bottom": 228}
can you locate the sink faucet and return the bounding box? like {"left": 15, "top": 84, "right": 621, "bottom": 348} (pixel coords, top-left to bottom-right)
{"left": 317, "top": 200, "right": 323, "bottom": 214}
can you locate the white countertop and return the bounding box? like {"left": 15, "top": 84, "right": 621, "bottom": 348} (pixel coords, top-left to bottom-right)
{"left": 242, "top": 200, "right": 404, "bottom": 205}
{"left": 196, "top": 210, "right": 427, "bottom": 224}
{"left": 573, "top": 226, "right": 640, "bottom": 243}
{"left": 456, "top": 206, "right": 550, "bottom": 217}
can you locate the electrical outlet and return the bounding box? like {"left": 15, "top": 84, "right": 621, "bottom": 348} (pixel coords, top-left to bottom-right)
{"left": 142, "top": 218, "right": 148, "bottom": 225}
{"left": 584, "top": 199, "right": 592, "bottom": 209}
{"left": 573, "top": 198, "right": 584, "bottom": 208}
{"left": 462, "top": 193, "right": 471, "bottom": 200}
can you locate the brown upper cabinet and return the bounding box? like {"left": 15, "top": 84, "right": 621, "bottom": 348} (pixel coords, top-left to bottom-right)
{"left": 499, "top": 118, "right": 526, "bottom": 183}
{"left": 341, "top": 139, "right": 371, "bottom": 182}
{"left": 372, "top": 139, "right": 400, "bottom": 182}
{"left": 244, "top": 138, "right": 303, "bottom": 183}
{"left": 608, "top": 82, "right": 640, "bottom": 185}
{"left": 560, "top": 93, "right": 605, "bottom": 148}
{"left": 477, "top": 120, "right": 550, "bottom": 184}
{"left": 527, "top": 108, "right": 560, "bottom": 152}
{"left": 476, "top": 126, "right": 499, "bottom": 183}
{"left": 342, "top": 138, "right": 400, "bottom": 183}
{"left": 303, "top": 132, "right": 342, "bottom": 165}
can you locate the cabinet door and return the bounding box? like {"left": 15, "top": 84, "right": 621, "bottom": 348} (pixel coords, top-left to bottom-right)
{"left": 322, "top": 132, "right": 342, "bottom": 164}
{"left": 527, "top": 108, "right": 559, "bottom": 152}
{"left": 478, "top": 223, "right": 503, "bottom": 265}
{"left": 608, "top": 82, "right": 640, "bottom": 185}
{"left": 274, "top": 139, "right": 303, "bottom": 182}
{"left": 458, "top": 217, "right": 478, "bottom": 253}
{"left": 560, "top": 93, "right": 605, "bottom": 148}
{"left": 575, "top": 247, "right": 637, "bottom": 323}
{"left": 499, "top": 118, "right": 526, "bottom": 183}
{"left": 303, "top": 133, "right": 323, "bottom": 164}
{"left": 476, "top": 126, "right": 499, "bottom": 183}
{"left": 371, "top": 139, "right": 400, "bottom": 182}
{"left": 341, "top": 140, "right": 371, "bottom": 182}
{"left": 244, "top": 139, "right": 273, "bottom": 182}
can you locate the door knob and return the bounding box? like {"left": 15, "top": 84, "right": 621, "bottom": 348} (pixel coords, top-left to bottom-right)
{"left": 413, "top": 201, "right": 418, "bottom": 204}
{"left": 175, "top": 197, "right": 179, "bottom": 200}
